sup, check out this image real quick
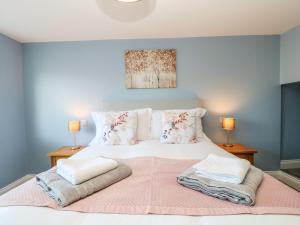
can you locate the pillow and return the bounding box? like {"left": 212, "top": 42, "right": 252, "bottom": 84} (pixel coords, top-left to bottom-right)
{"left": 150, "top": 108, "right": 206, "bottom": 140}
{"left": 150, "top": 110, "right": 162, "bottom": 140}
{"left": 89, "top": 108, "right": 151, "bottom": 146}
{"left": 160, "top": 111, "right": 197, "bottom": 144}
{"left": 135, "top": 108, "right": 152, "bottom": 141}
{"left": 102, "top": 111, "right": 137, "bottom": 145}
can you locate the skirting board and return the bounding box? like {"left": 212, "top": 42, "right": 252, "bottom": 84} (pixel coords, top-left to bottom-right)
{"left": 280, "top": 159, "right": 300, "bottom": 169}
{"left": 0, "top": 174, "right": 35, "bottom": 196}
{"left": 265, "top": 170, "right": 300, "bottom": 192}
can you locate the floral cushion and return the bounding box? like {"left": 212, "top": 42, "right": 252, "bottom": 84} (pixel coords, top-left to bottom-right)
{"left": 102, "top": 111, "right": 138, "bottom": 145}
{"left": 160, "top": 111, "right": 197, "bottom": 144}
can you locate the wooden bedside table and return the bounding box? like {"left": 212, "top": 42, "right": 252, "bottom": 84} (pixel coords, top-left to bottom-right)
{"left": 217, "top": 144, "right": 257, "bottom": 165}
{"left": 48, "top": 146, "right": 85, "bottom": 167}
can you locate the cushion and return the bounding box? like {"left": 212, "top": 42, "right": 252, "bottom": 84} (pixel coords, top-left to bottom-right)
{"left": 150, "top": 108, "right": 206, "bottom": 140}
{"left": 89, "top": 108, "right": 151, "bottom": 145}
{"left": 101, "top": 111, "right": 137, "bottom": 145}
{"left": 160, "top": 111, "right": 197, "bottom": 144}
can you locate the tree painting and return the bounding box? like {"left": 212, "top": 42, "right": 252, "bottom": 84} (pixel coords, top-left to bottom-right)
{"left": 125, "top": 49, "right": 176, "bottom": 89}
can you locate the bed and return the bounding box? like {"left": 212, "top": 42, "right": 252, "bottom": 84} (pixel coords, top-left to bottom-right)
{"left": 0, "top": 100, "right": 299, "bottom": 224}
{"left": 0, "top": 138, "right": 300, "bottom": 225}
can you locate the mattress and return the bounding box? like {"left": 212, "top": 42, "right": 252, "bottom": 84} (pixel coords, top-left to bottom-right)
{"left": 0, "top": 139, "right": 299, "bottom": 225}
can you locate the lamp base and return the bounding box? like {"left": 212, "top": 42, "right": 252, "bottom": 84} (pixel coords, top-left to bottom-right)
{"left": 70, "top": 146, "right": 81, "bottom": 150}
{"left": 223, "top": 143, "right": 234, "bottom": 147}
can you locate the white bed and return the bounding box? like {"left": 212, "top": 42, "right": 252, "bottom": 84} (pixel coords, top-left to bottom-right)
{"left": 0, "top": 138, "right": 299, "bottom": 225}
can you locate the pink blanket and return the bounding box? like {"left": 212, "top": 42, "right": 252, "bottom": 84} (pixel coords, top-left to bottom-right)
{"left": 0, "top": 157, "right": 300, "bottom": 216}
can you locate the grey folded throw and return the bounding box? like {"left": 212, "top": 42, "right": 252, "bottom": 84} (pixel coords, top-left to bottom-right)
{"left": 177, "top": 166, "right": 263, "bottom": 206}
{"left": 36, "top": 163, "right": 132, "bottom": 207}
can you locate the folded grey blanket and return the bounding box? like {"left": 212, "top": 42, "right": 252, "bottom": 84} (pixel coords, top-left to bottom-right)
{"left": 177, "top": 166, "right": 263, "bottom": 206}
{"left": 36, "top": 163, "right": 132, "bottom": 207}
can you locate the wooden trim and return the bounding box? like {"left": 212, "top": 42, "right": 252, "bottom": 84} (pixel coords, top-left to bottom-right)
{"left": 280, "top": 159, "right": 300, "bottom": 169}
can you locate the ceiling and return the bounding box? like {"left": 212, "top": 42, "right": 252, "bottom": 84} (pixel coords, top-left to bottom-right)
{"left": 0, "top": 0, "right": 300, "bottom": 43}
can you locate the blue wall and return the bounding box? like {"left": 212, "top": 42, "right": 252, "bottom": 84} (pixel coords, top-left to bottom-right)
{"left": 0, "top": 34, "right": 27, "bottom": 187}
{"left": 23, "top": 35, "right": 281, "bottom": 172}
{"left": 280, "top": 25, "right": 300, "bottom": 84}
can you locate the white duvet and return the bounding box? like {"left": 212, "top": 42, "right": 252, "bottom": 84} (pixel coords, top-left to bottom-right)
{"left": 0, "top": 138, "right": 299, "bottom": 225}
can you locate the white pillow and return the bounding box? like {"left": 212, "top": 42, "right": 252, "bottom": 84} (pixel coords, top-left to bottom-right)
{"left": 160, "top": 111, "right": 197, "bottom": 144}
{"left": 150, "top": 108, "right": 206, "bottom": 140}
{"left": 89, "top": 108, "right": 152, "bottom": 146}
{"left": 150, "top": 110, "right": 162, "bottom": 140}
{"left": 135, "top": 108, "right": 152, "bottom": 141}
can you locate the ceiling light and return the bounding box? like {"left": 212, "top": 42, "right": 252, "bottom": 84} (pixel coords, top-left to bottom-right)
{"left": 117, "top": 0, "right": 142, "bottom": 3}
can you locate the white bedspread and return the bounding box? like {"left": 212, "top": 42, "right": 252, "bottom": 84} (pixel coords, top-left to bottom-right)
{"left": 1, "top": 138, "right": 299, "bottom": 225}
{"left": 0, "top": 206, "right": 299, "bottom": 225}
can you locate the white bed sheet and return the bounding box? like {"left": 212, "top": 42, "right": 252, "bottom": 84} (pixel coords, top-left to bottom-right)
{"left": 1, "top": 139, "right": 299, "bottom": 225}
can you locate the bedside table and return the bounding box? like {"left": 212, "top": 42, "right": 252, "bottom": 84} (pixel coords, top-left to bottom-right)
{"left": 217, "top": 144, "right": 257, "bottom": 165}
{"left": 48, "top": 146, "right": 85, "bottom": 167}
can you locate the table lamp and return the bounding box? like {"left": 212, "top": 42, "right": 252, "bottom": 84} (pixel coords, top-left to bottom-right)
{"left": 220, "top": 117, "right": 236, "bottom": 147}
{"left": 68, "top": 120, "right": 81, "bottom": 150}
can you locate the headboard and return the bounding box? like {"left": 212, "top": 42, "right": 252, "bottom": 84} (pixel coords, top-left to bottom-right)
{"left": 98, "top": 99, "right": 202, "bottom": 111}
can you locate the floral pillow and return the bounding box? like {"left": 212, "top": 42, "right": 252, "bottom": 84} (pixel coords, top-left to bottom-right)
{"left": 160, "top": 111, "right": 197, "bottom": 144}
{"left": 102, "top": 111, "right": 138, "bottom": 145}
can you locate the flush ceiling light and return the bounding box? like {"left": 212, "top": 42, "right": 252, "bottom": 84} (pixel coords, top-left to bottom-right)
{"left": 117, "top": 0, "right": 142, "bottom": 2}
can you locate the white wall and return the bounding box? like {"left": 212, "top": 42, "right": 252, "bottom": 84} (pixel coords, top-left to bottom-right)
{"left": 280, "top": 25, "right": 300, "bottom": 84}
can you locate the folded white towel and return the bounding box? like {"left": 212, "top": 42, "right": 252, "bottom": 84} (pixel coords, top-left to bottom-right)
{"left": 57, "top": 157, "right": 118, "bottom": 185}
{"left": 192, "top": 154, "right": 250, "bottom": 184}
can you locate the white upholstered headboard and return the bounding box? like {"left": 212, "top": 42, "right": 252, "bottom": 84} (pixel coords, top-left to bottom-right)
{"left": 98, "top": 99, "right": 202, "bottom": 111}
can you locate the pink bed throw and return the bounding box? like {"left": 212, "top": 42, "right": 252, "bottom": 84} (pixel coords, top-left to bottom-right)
{"left": 0, "top": 157, "right": 300, "bottom": 216}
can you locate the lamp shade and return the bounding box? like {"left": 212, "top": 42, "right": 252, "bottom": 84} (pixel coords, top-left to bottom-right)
{"left": 221, "top": 117, "right": 235, "bottom": 131}
{"left": 68, "top": 120, "right": 81, "bottom": 133}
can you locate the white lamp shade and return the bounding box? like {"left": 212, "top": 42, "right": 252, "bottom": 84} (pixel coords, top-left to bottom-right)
{"left": 68, "top": 120, "right": 81, "bottom": 133}
{"left": 221, "top": 117, "right": 235, "bottom": 131}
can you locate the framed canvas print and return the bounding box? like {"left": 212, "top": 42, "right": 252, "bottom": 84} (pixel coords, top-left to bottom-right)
{"left": 125, "top": 49, "right": 176, "bottom": 89}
